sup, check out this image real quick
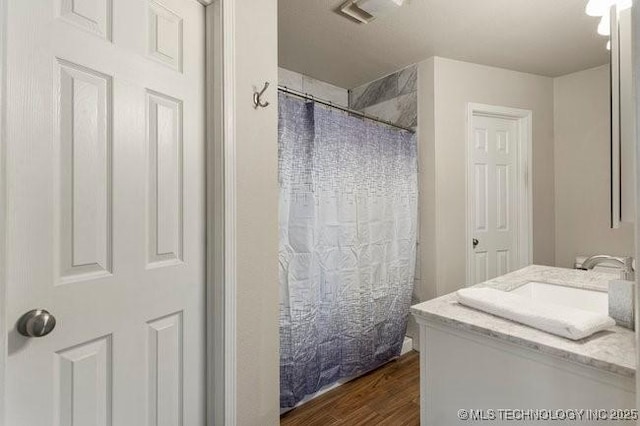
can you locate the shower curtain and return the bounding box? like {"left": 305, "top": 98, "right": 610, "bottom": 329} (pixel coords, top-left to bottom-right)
{"left": 278, "top": 93, "right": 418, "bottom": 408}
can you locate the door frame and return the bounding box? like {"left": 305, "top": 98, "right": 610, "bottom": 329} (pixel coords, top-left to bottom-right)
{"left": 465, "top": 103, "right": 533, "bottom": 285}
{"left": 205, "top": 0, "right": 238, "bottom": 425}
{"left": 0, "top": 0, "right": 7, "bottom": 422}
{"left": 0, "top": 0, "right": 238, "bottom": 424}
{"left": 633, "top": 0, "right": 640, "bottom": 413}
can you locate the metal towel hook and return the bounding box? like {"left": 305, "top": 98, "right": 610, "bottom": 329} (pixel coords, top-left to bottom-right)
{"left": 253, "top": 81, "right": 270, "bottom": 108}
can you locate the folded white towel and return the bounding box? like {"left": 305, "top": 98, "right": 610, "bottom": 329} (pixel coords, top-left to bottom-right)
{"left": 456, "top": 287, "right": 616, "bottom": 340}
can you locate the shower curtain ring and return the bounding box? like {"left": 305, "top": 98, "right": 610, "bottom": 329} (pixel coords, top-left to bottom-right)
{"left": 253, "top": 81, "right": 270, "bottom": 108}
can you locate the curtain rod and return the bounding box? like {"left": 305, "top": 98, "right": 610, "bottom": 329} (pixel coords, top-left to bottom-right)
{"left": 277, "top": 86, "right": 416, "bottom": 133}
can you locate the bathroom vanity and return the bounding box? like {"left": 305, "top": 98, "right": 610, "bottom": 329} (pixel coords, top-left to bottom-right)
{"left": 411, "top": 265, "right": 635, "bottom": 425}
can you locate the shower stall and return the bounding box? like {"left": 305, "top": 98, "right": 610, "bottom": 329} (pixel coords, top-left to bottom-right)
{"left": 278, "top": 90, "right": 418, "bottom": 408}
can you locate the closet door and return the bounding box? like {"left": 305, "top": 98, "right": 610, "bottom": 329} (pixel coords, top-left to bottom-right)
{"left": 4, "top": 0, "right": 206, "bottom": 424}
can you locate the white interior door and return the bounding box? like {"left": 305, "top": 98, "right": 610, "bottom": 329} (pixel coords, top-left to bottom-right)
{"left": 5, "top": 0, "right": 206, "bottom": 424}
{"left": 469, "top": 113, "right": 520, "bottom": 284}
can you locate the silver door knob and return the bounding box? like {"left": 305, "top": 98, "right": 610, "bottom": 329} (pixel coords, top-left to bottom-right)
{"left": 17, "top": 309, "right": 56, "bottom": 337}
{"left": 473, "top": 238, "right": 479, "bottom": 248}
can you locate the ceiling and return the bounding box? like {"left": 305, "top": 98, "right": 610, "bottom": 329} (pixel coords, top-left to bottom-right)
{"left": 279, "top": 0, "right": 610, "bottom": 89}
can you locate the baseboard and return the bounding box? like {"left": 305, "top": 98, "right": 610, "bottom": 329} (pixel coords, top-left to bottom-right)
{"left": 401, "top": 336, "right": 413, "bottom": 355}
{"left": 280, "top": 375, "right": 352, "bottom": 415}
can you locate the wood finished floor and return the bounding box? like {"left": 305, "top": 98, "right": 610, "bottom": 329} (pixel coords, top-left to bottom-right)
{"left": 280, "top": 351, "right": 420, "bottom": 426}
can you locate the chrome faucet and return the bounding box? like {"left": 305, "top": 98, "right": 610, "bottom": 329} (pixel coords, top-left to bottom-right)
{"left": 579, "top": 255, "right": 635, "bottom": 281}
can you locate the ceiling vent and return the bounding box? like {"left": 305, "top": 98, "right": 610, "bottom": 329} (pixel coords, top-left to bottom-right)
{"left": 338, "top": 0, "right": 404, "bottom": 24}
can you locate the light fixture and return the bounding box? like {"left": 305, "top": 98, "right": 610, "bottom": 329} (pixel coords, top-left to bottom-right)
{"left": 586, "top": 0, "right": 632, "bottom": 16}
{"left": 585, "top": 0, "right": 633, "bottom": 49}
{"left": 618, "top": 0, "right": 633, "bottom": 9}
{"left": 586, "top": 0, "right": 615, "bottom": 16}
{"left": 598, "top": 13, "right": 611, "bottom": 35}
{"left": 338, "top": 0, "right": 404, "bottom": 24}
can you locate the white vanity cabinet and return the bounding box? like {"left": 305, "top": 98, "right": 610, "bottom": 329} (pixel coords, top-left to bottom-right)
{"left": 411, "top": 266, "right": 637, "bottom": 425}
{"left": 611, "top": 5, "right": 635, "bottom": 227}
{"left": 414, "top": 320, "right": 635, "bottom": 425}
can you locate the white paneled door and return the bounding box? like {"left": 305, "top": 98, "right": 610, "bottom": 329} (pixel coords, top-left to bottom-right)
{"left": 469, "top": 113, "right": 521, "bottom": 285}
{"left": 5, "top": 0, "right": 206, "bottom": 425}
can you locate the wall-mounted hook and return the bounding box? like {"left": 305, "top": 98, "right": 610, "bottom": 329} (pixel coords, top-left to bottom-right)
{"left": 253, "top": 82, "right": 270, "bottom": 108}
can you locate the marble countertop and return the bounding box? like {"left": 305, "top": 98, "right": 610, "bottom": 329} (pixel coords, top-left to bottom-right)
{"left": 410, "top": 265, "right": 636, "bottom": 377}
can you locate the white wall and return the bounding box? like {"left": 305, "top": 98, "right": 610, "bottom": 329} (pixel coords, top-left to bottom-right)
{"left": 417, "top": 57, "right": 556, "bottom": 305}
{"left": 554, "top": 65, "right": 634, "bottom": 268}
{"left": 414, "top": 58, "right": 631, "bottom": 325}
{"left": 235, "top": 1, "right": 280, "bottom": 424}
{"left": 278, "top": 68, "right": 348, "bottom": 107}
{"left": 404, "top": 58, "right": 437, "bottom": 343}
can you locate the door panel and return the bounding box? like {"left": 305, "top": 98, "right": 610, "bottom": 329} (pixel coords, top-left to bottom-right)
{"left": 58, "top": 0, "right": 113, "bottom": 41}
{"left": 147, "top": 90, "right": 184, "bottom": 268}
{"left": 470, "top": 114, "right": 519, "bottom": 284}
{"left": 474, "top": 163, "right": 488, "bottom": 232}
{"left": 58, "top": 60, "right": 113, "bottom": 284}
{"left": 5, "top": 0, "right": 205, "bottom": 424}
{"left": 147, "top": 312, "right": 183, "bottom": 426}
{"left": 55, "top": 335, "right": 113, "bottom": 426}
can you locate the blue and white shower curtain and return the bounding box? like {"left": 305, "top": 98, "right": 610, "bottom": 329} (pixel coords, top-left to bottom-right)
{"left": 278, "top": 93, "right": 418, "bottom": 408}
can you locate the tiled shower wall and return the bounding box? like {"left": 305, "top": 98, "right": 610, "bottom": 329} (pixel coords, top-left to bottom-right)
{"left": 349, "top": 64, "right": 418, "bottom": 129}
{"left": 278, "top": 66, "right": 417, "bottom": 129}
{"left": 278, "top": 68, "right": 349, "bottom": 107}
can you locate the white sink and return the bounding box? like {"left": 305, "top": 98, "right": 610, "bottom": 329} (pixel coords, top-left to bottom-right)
{"left": 509, "top": 281, "right": 608, "bottom": 315}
